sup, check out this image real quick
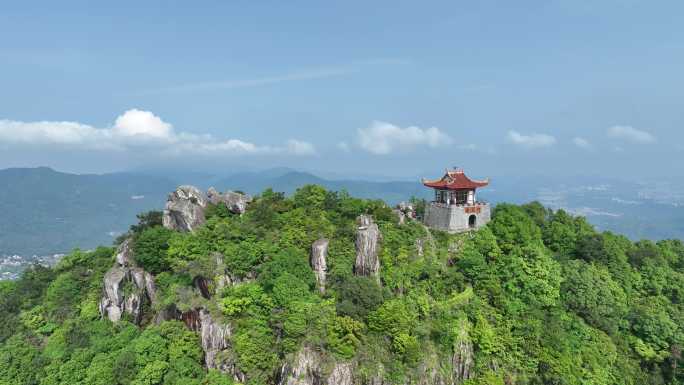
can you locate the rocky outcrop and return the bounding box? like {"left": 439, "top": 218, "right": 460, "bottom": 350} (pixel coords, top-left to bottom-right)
{"left": 354, "top": 215, "right": 381, "bottom": 278}
{"left": 99, "top": 239, "right": 156, "bottom": 324}
{"left": 100, "top": 267, "right": 126, "bottom": 322}
{"left": 310, "top": 239, "right": 329, "bottom": 294}
{"left": 277, "top": 347, "right": 358, "bottom": 385}
{"left": 198, "top": 309, "right": 246, "bottom": 382}
{"left": 393, "top": 209, "right": 406, "bottom": 225}
{"left": 193, "top": 276, "right": 212, "bottom": 299}
{"left": 199, "top": 310, "right": 232, "bottom": 369}
{"left": 162, "top": 186, "right": 253, "bottom": 232}
{"left": 163, "top": 185, "right": 208, "bottom": 232}
{"left": 278, "top": 347, "right": 323, "bottom": 385}
{"left": 207, "top": 187, "right": 252, "bottom": 215}
{"left": 115, "top": 238, "right": 134, "bottom": 266}
{"left": 415, "top": 352, "right": 448, "bottom": 385}
{"left": 149, "top": 303, "right": 243, "bottom": 381}
{"left": 365, "top": 364, "right": 387, "bottom": 385}
{"left": 327, "top": 362, "right": 354, "bottom": 385}
{"left": 452, "top": 320, "right": 474, "bottom": 384}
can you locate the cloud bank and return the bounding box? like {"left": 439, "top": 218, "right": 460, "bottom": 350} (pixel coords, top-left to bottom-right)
{"left": 0, "top": 109, "right": 315, "bottom": 157}
{"left": 357, "top": 121, "right": 452, "bottom": 155}
{"left": 508, "top": 130, "right": 557, "bottom": 148}
{"left": 573, "top": 137, "right": 591, "bottom": 149}
{"left": 607, "top": 125, "right": 656, "bottom": 144}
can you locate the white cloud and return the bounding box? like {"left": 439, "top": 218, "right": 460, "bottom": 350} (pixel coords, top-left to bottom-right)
{"left": 0, "top": 120, "right": 115, "bottom": 149}
{"left": 607, "top": 125, "right": 656, "bottom": 144}
{"left": 112, "top": 109, "right": 173, "bottom": 140}
{"left": 357, "top": 121, "right": 452, "bottom": 155}
{"left": 337, "top": 141, "right": 350, "bottom": 152}
{"left": 286, "top": 139, "right": 317, "bottom": 155}
{"left": 508, "top": 130, "right": 557, "bottom": 148}
{"left": 573, "top": 137, "right": 591, "bottom": 149}
{"left": 0, "top": 109, "right": 315, "bottom": 157}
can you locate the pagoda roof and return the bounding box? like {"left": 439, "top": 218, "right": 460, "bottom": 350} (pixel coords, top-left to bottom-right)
{"left": 422, "top": 169, "right": 489, "bottom": 190}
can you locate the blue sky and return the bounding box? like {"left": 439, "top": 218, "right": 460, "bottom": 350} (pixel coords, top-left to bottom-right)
{"left": 1, "top": 1, "right": 683, "bottom": 179}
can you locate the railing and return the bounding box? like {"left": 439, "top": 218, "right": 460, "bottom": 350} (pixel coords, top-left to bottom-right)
{"left": 429, "top": 201, "right": 488, "bottom": 208}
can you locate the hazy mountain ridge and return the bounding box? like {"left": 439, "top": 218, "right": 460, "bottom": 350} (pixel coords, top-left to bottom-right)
{"left": 1, "top": 167, "right": 683, "bottom": 260}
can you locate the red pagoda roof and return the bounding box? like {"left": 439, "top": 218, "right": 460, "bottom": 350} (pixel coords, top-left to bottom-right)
{"left": 422, "top": 169, "right": 489, "bottom": 190}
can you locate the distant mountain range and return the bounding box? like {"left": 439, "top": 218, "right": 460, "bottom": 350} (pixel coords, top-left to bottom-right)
{"left": 1, "top": 166, "right": 683, "bottom": 257}
{"left": 0, "top": 167, "right": 429, "bottom": 256}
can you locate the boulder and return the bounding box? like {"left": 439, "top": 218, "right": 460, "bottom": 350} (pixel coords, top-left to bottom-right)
{"left": 310, "top": 239, "right": 329, "bottom": 294}
{"left": 207, "top": 187, "right": 252, "bottom": 215}
{"left": 99, "top": 240, "right": 156, "bottom": 324}
{"left": 354, "top": 215, "right": 381, "bottom": 278}
{"left": 163, "top": 185, "right": 208, "bottom": 232}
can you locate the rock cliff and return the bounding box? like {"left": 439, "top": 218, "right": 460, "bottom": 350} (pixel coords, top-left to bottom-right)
{"left": 278, "top": 347, "right": 323, "bottom": 385}
{"left": 310, "top": 238, "right": 329, "bottom": 294}
{"left": 451, "top": 321, "right": 474, "bottom": 384}
{"left": 163, "top": 185, "right": 208, "bottom": 232}
{"left": 277, "top": 347, "right": 355, "bottom": 385}
{"left": 199, "top": 310, "right": 234, "bottom": 370}
{"left": 99, "top": 239, "right": 156, "bottom": 324}
{"left": 163, "top": 185, "right": 252, "bottom": 232}
{"left": 354, "top": 215, "right": 381, "bottom": 278}
{"left": 207, "top": 187, "right": 253, "bottom": 215}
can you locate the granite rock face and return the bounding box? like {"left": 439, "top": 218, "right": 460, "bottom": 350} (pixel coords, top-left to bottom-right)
{"left": 310, "top": 238, "right": 329, "bottom": 294}
{"left": 276, "top": 347, "right": 357, "bottom": 385}
{"left": 162, "top": 186, "right": 252, "bottom": 232}
{"left": 398, "top": 201, "right": 416, "bottom": 219}
{"left": 416, "top": 352, "right": 448, "bottom": 385}
{"left": 207, "top": 187, "right": 252, "bottom": 215}
{"left": 213, "top": 253, "right": 257, "bottom": 293}
{"left": 200, "top": 310, "right": 232, "bottom": 369}
{"left": 99, "top": 239, "right": 156, "bottom": 324}
{"left": 393, "top": 209, "right": 406, "bottom": 225}
{"left": 163, "top": 185, "right": 208, "bottom": 232}
{"left": 354, "top": 215, "right": 381, "bottom": 278}
{"left": 278, "top": 347, "right": 323, "bottom": 385}
{"left": 115, "top": 238, "right": 134, "bottom": 266}
{"left": 452, "top": 322, "right": 474, "bottom": 384}
{"left": 327, "top": 362, "right": 354, "bottom": 385}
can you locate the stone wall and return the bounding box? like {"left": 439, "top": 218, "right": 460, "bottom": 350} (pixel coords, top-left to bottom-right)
{"left": 424, "top": 202, "right": 491, "bottom": 233}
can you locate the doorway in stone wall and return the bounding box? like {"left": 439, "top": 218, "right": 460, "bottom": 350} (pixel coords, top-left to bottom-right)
{"left": 468, "top": 214, "right": 477, "bottom": 229}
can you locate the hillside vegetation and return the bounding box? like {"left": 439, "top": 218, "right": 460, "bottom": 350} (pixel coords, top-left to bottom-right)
{"left": 1, "top": 185, "right": 683, "bottom": 385}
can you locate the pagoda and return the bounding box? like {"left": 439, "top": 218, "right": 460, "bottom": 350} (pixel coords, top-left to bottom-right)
{"left": 421, "top": 168, "right": 491, "bottom": 232}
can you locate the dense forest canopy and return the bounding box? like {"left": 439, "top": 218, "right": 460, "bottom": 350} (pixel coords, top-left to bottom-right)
{"left": 1, "top": 184, "right": 683, "bottom": 385}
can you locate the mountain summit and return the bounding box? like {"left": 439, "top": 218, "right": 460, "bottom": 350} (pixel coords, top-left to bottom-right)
{"left": 1, "top": 184, "right": 683, "bottom": 384}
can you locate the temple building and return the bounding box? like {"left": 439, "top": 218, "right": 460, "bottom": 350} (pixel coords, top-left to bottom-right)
{"left": 421, "top": 168, "right": 491, "bottom": 233}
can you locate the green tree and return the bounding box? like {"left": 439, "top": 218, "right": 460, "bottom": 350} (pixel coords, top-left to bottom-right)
{"left": 134, "top": 226, "right": 174, "bottom": 274}
{"left": 561, "top": 259, "right": 628, "bottom": 334}
{"left": 489, "top": 204, "right": 543, "bottom": 253}
{"left": 334, "top": 276, "right": 384, "bottom": 320}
